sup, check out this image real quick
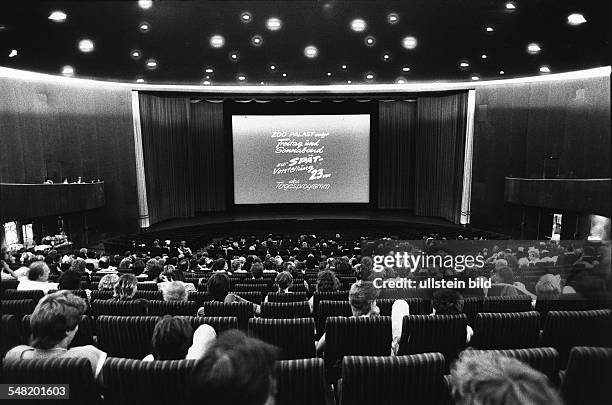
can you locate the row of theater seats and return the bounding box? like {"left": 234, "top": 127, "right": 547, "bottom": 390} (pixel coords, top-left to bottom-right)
{"left": 1, "top": 346, "right": 610, "bottom": 405}
{"left": 2, "top": 308, "right": 610, "bottom": 370}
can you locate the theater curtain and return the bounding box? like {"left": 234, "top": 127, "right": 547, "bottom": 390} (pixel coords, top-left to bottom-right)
{"left": 139, "top": 94, "right": 194, "bottom": 224}
{"left": 414, "top": 92, "right": 468, "bottom": 223}
{"left": 190, "top": 101, "right": 226, "bottom": 212}
{"left": 377, "top": 101, "right": 417, "bottom": 209}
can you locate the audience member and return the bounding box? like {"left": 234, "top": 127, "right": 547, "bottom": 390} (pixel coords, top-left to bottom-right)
{"left": 197, "top": 272, "right": 260, "bottom": 316}
{"left": 308, "top": 269, "right": 340, "bottom": 312}
{"left": 143, "top": 316, "right": 216, "bottom": 361}
{"left": 58, "top": 269, "right": 82, "bottom": 291}
{"left": 112, "top": 274, "right": 139, "bottom": 300}
{"left": 97, "top": 274, "right": 119, "bottom": 291}
{"left": 17, "top": 261, "right": 58, "bottom": 293}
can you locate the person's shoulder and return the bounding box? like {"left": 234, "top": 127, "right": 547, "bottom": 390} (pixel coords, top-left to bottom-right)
{"left": 4, "top": 345, "right": 32, "bottom": 360}
{"left": 66, "top": 345, "right": 106, "bottom": 361}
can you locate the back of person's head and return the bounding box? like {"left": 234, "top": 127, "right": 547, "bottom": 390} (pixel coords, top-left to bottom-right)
{"left": 189, "top": 330, "right": 277, "bottom": 405}
{"left": 114, "top": 274, "right": 138, "bottom": 300}
{"left": 69, "top": 258, "right": 87, "bottom": 273}
{"left": 151, "top": 316, "right": 193, "bottom": 360}
{"left": 212, "top": 258, "right": 227, "bottom": 272}
{"left": 316, "top": 269, "right": 340, "bottom": 293}
{"left": 451, "top": 351, "right": 561, "bottom": 405}
{"left": 207, "top": 272, "right": 230, "bottom": 301}
{"left": 30, "top": 290, "right": 87, "bottom": 349}
{"left": 132, "top": 259, "right": 145, "bottom": 275}
{"left": 535, "top": 274, "right": 561, "bottom": 299}
{"left": 163, "top": 281, "right": 188, "bottom": 302}
{"left": 147, "top": 263, "right": 164, "bottom": 282}
{"left": 275, "top": 271, "right": 293, "bottom": 291}
{"left": 494, "top": 266, "right": 515, "bottom": 284}
{"left": 28, "top": 261, "right": 50, "bottom": 281}
{"left": 98, "top": 273, "right": 119, "bottom": 291}
{"left": 251, "top": 262, "right": 264, "bottom": 279}
{"left": 58, "top": 269, "right": 82, "bottom": 290}
{"left": 432, "top": 289, "right": 464, "bottom": 315}
{"left": 348, "top": 281, "right": 379, "bottom": 317}
{"left": 355, "top": 256, "right": 374, "bottom": 281}
{"left": 178, "top": 259, "right": 189, "bottom": 272}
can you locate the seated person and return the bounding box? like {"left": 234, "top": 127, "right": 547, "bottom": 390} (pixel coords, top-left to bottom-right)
{"left": 97, "top": 273, "right": 119, "bottom": 291}
{"left": 535, "top": 274, "right": 562, "bottom": 300}
{"left": 58, "top": 269, "right": 82, "bottom": 290}
{"left": 143, "top": 316, "right": 216, "bottom": 361}
{"left": 263, "top": 271, "right": 293, "bottom": 303}
{"left": 308, "top": 269, "right": 340, "bottom": 312}
{"left": 316, "top": 280, "right": 380, "bottom": 353}
{"left": 450, "top": 350, "right": 561, "bottom": 405}
{"left": 490, "top": 266, "right": 535, "bottom": 300}
{"left": 17, "top": 261, "right": 59, "bottom": 293}
{"left": 189, "top": 330, "right": 278, "bottom": 405}
{"left": 431, "top": 289, "right": 473, "bottom": 343}
{"left": 158, "top": 265, "right": 196, "bottom": 294}
{"left": 111, "top": 274, "right": 145, "bottom": 305}
{"left": 4, "top": 291, "right": 107, "bottom": 382}
{"left": 197, "top": 272, "right": 260, "bottom": 316}
{"left": 162, "top": 281, "right": 188, "bottom": 302}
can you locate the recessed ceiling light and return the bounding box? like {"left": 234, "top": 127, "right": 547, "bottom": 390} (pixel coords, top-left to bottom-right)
{"left": 205, "top": 67, "right": 214, "bottom": 73}
{"left": 402, "top": 36, "right": 418, "bottom": 50}
{"left": 138, "top": 0, "right": 153, "bottom": 10}
{"left": 204, "top": 75, "right": 210, "bottom": 80}
{"left": 382, "top": 52, "right": 391, "bottom": 61}
{"left": 130, "top": 49, "right": 142, "bottom": 60}
{"left": 269, "top": 64, "right": 277, "bottom": 71}
{"left": 395, "top": 77, "right": 407, "bottom": 84}
{"left": 567, "top": 13, "right": 586, "bottom": 26}
{"left": 0, "top": 25, "right": 6, "bottom": 31}
{"left": 326, "top": 72, "right": 332, "bottom": 77}
{"left": 251, "top": 35, "right": 263, "bottom": 47}
{"left": 471, "top": 75, "right": 481, "bottom": 81}
{"left": 266, "top": 18, "right": 282, "bottom": 31}
{"left": 350, "top": 18, "right": 367, "bottom": 32}
{"left": 499, "top": 70, "right": 505, "bottom": 75}
{"left": 8, "top": 49, "right": 17, "bottom": 58}
{"left": 203, "top": 80, "right": 211, "bottom": 85}
{"left": 48, "top": 11, "right": 67, "bottom": 22}
{"left": 485, "top": 26, "right": 495, "bottom": 32}
{"left": 78, "top": 39, "right": 94, "bottom": 53}
{"left": 304, "top": 45, "right": 318, "bottom": 58}
{"left": 139, "top": 22, "right": 150, "bottom": 32}
{"left": 365, "top": 36, "right": 376, "bottom": 46}
{"left": 61, "top": 65, "right": 74, "bottom": 77}
{"left": 539, "top": 65, "right": 551, "bottom": 73}
{"left": 282, "top": 72, "right": 287, "bottom": 78}
{"left": 241, "top": 12, "right": 252, "bottom": 23}
{"left": 459, "top": 60, "right": 470, "bottom": 68}
{"left": 210, "top": 35, "right": 225, "bottom": 48}
{"left": 237, "top": 74, "right": 246, "bottom": 81}
{"left": 341, "top": 64, "right": 347, "bottom": 70}
{"left": 401, "top": 66, "right": 411, "bottom": 72}
{"left": 347, "top": 80, "right": 352, "bottom": 84}
{"left": 527, "top": 43, "right": 541, "bottom": 54}
{"left": 229, "top": 52, "right": 239, "bottom": 62}
{"left": 387, "top": 13, "right": 399, "bottom": 24}
{"left": 481, "top": 54, "right": 487, "bottom": 59}
{"left": 505, "top": 2, "right": 516, "bottom": 10}
{"left": 365, "top": 72, "right": 374, "bottom": 80}
{"left": 136, "top": 77, "right": 145, "bottom": 83}
{"left": 260, "top": 81, "right": 265, "bottom": 85}
{"left": 145, "top": 58, "right": 158, "bottom": 70}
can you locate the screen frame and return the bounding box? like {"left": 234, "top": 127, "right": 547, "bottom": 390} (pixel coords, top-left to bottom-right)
{"left": 224, "top": 100, "right": 378, "bottom": 212}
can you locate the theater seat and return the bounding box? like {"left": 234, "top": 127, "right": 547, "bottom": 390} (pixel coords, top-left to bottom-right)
{"left": 0, "top": 357, "right": 100, "bottom": 404}
{"left": 22, "top": 314, "right": 94, "bottom": 348}
{"left": 312, "top": 291, "right": 349, "bottom": 318}
{"left": 248, "top": 318, "right": 316, "bottom": 359}
{"left": 0, "top": 299, "right": 36, "bottom": 318}
{"left": 91, "top": 299, "right": 148, "bottom": 316}
{"left": 186, "top": 291, "right": 211, "bottom": 307}
{"left": 2, "top": 289, "right": 44, "bottom": 303}
{"left": 184, "top": 316, "right": 238, "bottom": 334}
{"left": 340, "top": 353, "right": 448, "bottom": 405}
{"left": 136, "top": 282, "right": 158, "bottom": 291}
{"left": 276, "top": 358, "right": 332, "bottom": 405}
{"left": 146, "top": 300, "right": 197, "bottom": 316}
{"left": 133, "top": 290, "right": 163, "bottom": 301}
{"left": 376, "top": 298, "right": 428, "bottom": 316}
{"left": 90, "top": 290, "right": 114, "bottom": 301}
{"left": 1, "top": 314, "right": 23, "bottom": 358}
{"left": 397, "top": 314, "right": 468, "bottom": 369}
{"left": 561, "top": 346, "right": 612, "bottom": 405}
{"left": 260, "top": 302, "right": 311, "bottom": 319}
{"left": 202, "top": 301, "right": 254, "bottom": 330}
{"left": 232, "top": 290, "right": 263, "bottom": 304}
{"left": 96, "top": 316, "right": 158, "bottom": 359}
{"left": 471, "top": 311, "right": 540, "bottom": 349}
{"left": 316, "top": 300, "right": 352, "bottom": 338}
{"left": 267, "top": 292, "right": 308, "bottom": 302}
{"left": 540, "top": 309, "right": 612, "bottom": 367}
{"left": 103, "top": 357, "right": 196, "bottom": 405}
{"left": 462, "top": 297, "right": 484, "bottom": 326}
{"left": 324, "top": 316, "right": 391, "bottom": 382}
{"left": 465, "top": 347, "right": 560, "bottom": 386}
{"left": 483, "top": 296, "right": 533, "bottom": 313}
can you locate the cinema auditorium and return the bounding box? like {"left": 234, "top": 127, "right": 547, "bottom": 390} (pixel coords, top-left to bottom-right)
{"left": 1, "top": 1, "right": 610, "bottom": 404}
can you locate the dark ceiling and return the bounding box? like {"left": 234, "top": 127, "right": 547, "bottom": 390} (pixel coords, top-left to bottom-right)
{"left": 0, "top": 0, "right": 609, "bottom": 85}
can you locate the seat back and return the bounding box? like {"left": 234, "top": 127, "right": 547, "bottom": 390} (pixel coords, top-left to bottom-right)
{"left": 398, "top": 314, "right": 468, "bottom": 368}
{"left": 276, "top": 358, "right": 328, "bottom": 405}
{"left": 103, "top": 357, "right": 195, "bottom": 405}
{"left": 472, "top": 311, "right": 540, "bottom": 349}
{"left": 561, "top": 346, "right": 612, "bottom": 405}
{"left": 2, "top": 289, "right": 45, "bottom": 303}
{"left": 133, "top": 290, "right": 163, "bottom": 301}
{"left": 232, "top": 290, "right": 263, "bottom": 304}
{"left": 312, "top": 291, "right": 349, "bottom": 317}
{"left": 90, "top": 290, "right": 114, "bottom": 301}
{"left": 0, "top": 279, "right": 19, "bottom": 292}
{"left": 462, "top": 297, "right": 484, "bottom": 326}
{"left": 185, "top": 316, "right": 238, "bottom": 334}
{"left": 260, "top": 302, "right": 311, "bottom": 319}
{"left": 96, "top": 316, "right": 158, "bottom": 359}
{"left": 324, "top": 316, "right": 392, "bottom": 382}
{"left": 0, "top": 357, "right": 100, "bottom": 404}
{"left": 186, "top": 291, "right": 211, "bottom": 307}
{"left": 23, "top": 314, "right": 94, "bottom": 348}
{"left": 233, "top": 283, "right": 269, "bottom": 295}
{"left": 91, "top": 299, "right": 148, "bottom": 316}
{"left": 136, "top": 282, "right": 159, "bottom": 291}
{"left": 267, "top": 292, "right": 308, "bottom": 303}
{"left": 341, "top": 353, "right": 448, "bottom": 405}
{"left": 202, "top": 301, "right": 254, "bottom": 330}
{"left": 0, "top": 299, "right": 36, "bottom": 318}
{"left": 1, "top": 314, "right": 23, "bottom": 358}
{"left": 483, "top": 296, "right": 533, "bottom": 313}
{"left": 466, "top": 347, "right": 560, "bottom": 385}
{"left": 540, "top": 309, "right": 612, "bottom": 366}
{"left": 248, "top": 318, "right": 316, "bottom": 359}
{"left": 146, "top": 300, "right": 197, "bottom": 316}
{"left": 317, "top": 300, "right": 352, "bottom": 338}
